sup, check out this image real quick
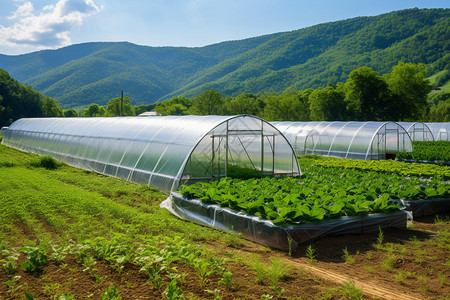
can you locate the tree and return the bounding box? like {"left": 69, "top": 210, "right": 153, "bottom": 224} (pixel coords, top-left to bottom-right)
{"left": 309, "top": 83, "right": 347, "bottom": 121}
{"left": 188, "top": 89, "right": 224, "bottom": 115}
{"left": 262, "top": 88, "right": 310, "bottom": 121}
{"left": 105, "top": 96, "right": 135, "bottom": 117}
{"left": 384, "top": 62, "right": 431, "bottom": 121}
{"left": 344, "top": 67, "right": 393, "bottom": 121}
{"left": 154, "top": 96, "right": 191, "bottom": 116}
{"left": 81, "top": 104, "right": 105, "bottom": 117}
{"left": 63, "top": 109, "right": 78, "bottom": 117}
{"left": 224, "top": 93, "right": 264, "bottom": 116}
{"left": 42, "top": 97, "right": 63, "bottom": 117}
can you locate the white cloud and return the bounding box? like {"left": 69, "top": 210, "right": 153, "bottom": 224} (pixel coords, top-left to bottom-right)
{"left": 0, "top": 0, "right": 100, "bottom": 49}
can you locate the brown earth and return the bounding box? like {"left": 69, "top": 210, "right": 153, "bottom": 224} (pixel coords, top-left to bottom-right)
{"left": 0, "top": 213, "right": 449, "bottom": 299}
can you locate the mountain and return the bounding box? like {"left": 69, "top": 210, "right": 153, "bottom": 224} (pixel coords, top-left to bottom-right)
{"left": 0, "top": 8, "right": 449, "bottom": 108}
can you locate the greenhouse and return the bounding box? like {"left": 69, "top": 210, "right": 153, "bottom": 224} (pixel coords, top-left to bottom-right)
{"left": 1, "top": 115, "right": 301, "bottom": 194}
{"left": 272, "top": 121, "right": 413, "bottom": 160}
{"left": 425, "top": 122, "right": 450, "bottom": 141}
{"left": 398, "top": 122, "right": 434, "bottom": 141}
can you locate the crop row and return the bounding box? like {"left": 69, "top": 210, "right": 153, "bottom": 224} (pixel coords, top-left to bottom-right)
{"left": 396, "top": 141, "right": 450, "bottom": 162}
{"left": 180, "top": 164, "right": 450, "bottom": 226}
{"left": 312, "top": 155, "right": 450, "bottom": 179}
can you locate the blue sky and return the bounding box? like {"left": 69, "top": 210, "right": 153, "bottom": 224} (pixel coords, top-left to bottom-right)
{"left": 0, "top": 0, "right": 449, "bottom": 55}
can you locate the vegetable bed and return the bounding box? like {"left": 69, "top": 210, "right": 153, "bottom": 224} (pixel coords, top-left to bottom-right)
{"left": 396, "top": 141, "right": 450, "bottom": 163}
{"left": 178, "top": 166, "right": 449, "bottom": 226}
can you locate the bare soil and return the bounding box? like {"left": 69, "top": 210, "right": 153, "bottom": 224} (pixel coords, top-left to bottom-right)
{"left": 1, "top": 213, "right": 449, "bottom": 299}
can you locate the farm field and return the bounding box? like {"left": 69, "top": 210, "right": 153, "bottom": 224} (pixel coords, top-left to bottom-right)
{"left": 0, "top": 142, "right": 449, "bottom": 299}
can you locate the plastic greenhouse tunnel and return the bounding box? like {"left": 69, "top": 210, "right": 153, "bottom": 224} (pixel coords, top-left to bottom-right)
{"left": 2, "top": 115, "right": 301, "bottom": 194}
{"left": 272, "top": 121, "right": 413, "bottom": 160}
{"left": 425, "top": 122, "right": 450, "bottom": 141}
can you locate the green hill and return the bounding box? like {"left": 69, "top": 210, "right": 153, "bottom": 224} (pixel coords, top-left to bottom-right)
{"left": 0, "top": 8, "right": 448, "bottom": 108}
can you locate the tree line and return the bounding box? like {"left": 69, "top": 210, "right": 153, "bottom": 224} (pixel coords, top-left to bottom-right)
{"left": 152, "top": 62, "right": 448, "bottom": 122}
{"left": 1, "top": 61, "right": 449, "bottom": 128}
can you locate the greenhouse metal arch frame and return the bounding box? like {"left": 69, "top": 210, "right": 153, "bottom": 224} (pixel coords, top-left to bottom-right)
{"left": 2, "top": 115, "right": 301, "bottom": 194}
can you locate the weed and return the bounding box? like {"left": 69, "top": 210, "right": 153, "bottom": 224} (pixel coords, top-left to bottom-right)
{"left": 306, "top": 244, "right": 317, "bottom": 264}
{"left": 434, "top": 215, "right": 450, "bottom": 224}
{"left": 24, "top": 290, "right": 34, "bottom": 300}
{"left": 270, "top": 285, "right": 285, "bottom": 297}
{"left": 0, "top": 254, "right": 18, "bottom": 274}
{"left": 342, "top": 247, "right": 355, "bottom": 264}
{"left": 252, "top": 256, "right": 267, "bottom": 284}
{"left": 205, "top": 289, "right": 222, "bottom": 300}
{"left": 339, "top": 279, "right": 363, "bottom": 300}
{"left": 438, "top": 273, "right": 447, "bottom": 285}
{"left": 20, "top": 246, "right": 48, "bottom": 273}
{"left": 261, "top": 294, "right": 273, "bottom": 300}
{"left": 287, "top": 236, "right": 294, "bottom": 256}
{"left": 101, "top": 286, "right": 121, "bottom": 300}
{"left": 218, "top": 271, "right": 233, "bottom": 287}
{"left": 381, "top": 254, "right": 397, "bottom": 271}
{"left": 267, "top": 257, "right": 292, "bottom": 286}
{"left": 163, "top": 279, "right": 183, "bottom": 300}
{"left": 373, "top": 226, "right": 384, "bottom": 250}
{"left": 365, "top": 251, "right": 373, "bottom": 260}
{"left": 5, "top": 275, "right": 22, "bottom": 295}
{"left": 363, "top": 265, "right": 376, "bottom": 273}
{"left": 43, "top": 282, "right": 62, "bottom": 297}
{"left": 417, "top": 275, "right": 428, "bottom": 292}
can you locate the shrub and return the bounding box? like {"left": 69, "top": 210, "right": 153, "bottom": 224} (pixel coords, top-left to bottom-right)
{"left": 30, "top": 156, "right": 61, "bottom": 170}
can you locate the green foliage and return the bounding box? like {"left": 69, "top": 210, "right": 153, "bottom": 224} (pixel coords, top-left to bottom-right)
{"left": 30, "top": 155, "right": 61, "bottom": 170}
{"left": 20, "top": 246, "right": 48, "bottom": 273}
{"left": 314, "top": 156, "right": 450, "bottom": 179}
{"left": 82, "top": 103, "right": 105, "bottom": 117}
{"left": 42, "top": 96, "right": 63, "bottom": 117}
{"left": 226, "top": 164, "right": 262, "bottom": 180}
{"left": 105, "top": 96, "right": 135, "bottom": 117}
{"left": 63, "top": 108, "right": 78, "bottom": 117}
{"left": 396, "top": 141, "right": 450, "bottom": 162}
{"left": 180, "top": 158, "right": 449, "bottom": 225}
{"left": 0, "top": 68, "right": 44, "bottom": 126}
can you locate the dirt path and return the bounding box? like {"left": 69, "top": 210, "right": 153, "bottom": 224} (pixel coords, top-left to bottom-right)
{"left": 289, "top": 260, "right": 423, "bottom": 300}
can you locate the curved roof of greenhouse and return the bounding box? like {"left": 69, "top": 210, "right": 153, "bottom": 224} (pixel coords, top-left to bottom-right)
{"left": 272, "top": 121, "right": 413, "bottom": 160}
{"left": 398, "top": 122, "right": 434, "bottom": 141}
{"left": 425, "top": 122, "right": 450, "bottom": 141}
{"left": 2, "top": 115, "right": 300, "bottom": 193}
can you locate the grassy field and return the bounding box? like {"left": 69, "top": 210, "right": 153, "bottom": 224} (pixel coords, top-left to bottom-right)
{"left": 0, "top": 142, "right": 449, "bottom": 299}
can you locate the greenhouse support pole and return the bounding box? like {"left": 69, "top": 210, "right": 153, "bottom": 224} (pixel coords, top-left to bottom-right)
{"left": 225, "top": 121, "right": 229, "bottom": 177}
{"left": 261, "top": 120, "right": 264, "bottom": 178}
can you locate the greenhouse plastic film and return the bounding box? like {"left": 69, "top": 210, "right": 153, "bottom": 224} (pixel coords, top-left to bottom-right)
{"left": 162, "top": 193, "right": 411, "bottom": 251}
{"left": 397, "top": 199, "right": 450, "bottom": 218}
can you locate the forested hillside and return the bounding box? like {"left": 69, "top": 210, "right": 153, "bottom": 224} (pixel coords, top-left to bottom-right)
{"left": 0, "top": 8, "right": 448, "bottom": 108}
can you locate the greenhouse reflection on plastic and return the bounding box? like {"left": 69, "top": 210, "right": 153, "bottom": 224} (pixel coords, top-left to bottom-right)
{"left": 272, "top": 121, "right": 413, "bottom": 160}
{"left": 425, "top": 122, "right": 450, "bottom": 141}
{"left": 2, "top": 115, "right": 301, "bottom": 193}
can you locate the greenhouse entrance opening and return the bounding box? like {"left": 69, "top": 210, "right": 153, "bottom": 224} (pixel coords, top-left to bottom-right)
{"left": 181, "top": 119, "right": 289, "bottom": 185}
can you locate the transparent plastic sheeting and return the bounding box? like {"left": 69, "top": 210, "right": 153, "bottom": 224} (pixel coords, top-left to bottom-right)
{"left": 2, "top": 116, "right": 300, "bottom": 194}
{"left": 271, "top": 121, "right": 413, "bottom": 160}
{"left": 163, "top": 193, "right": 411, "bottom": 250}
{"left": 398, "top": 122, "right": 434, "bottom": 141}
{"left": 425, "top": 123, "right": 450, "bottom": 141}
